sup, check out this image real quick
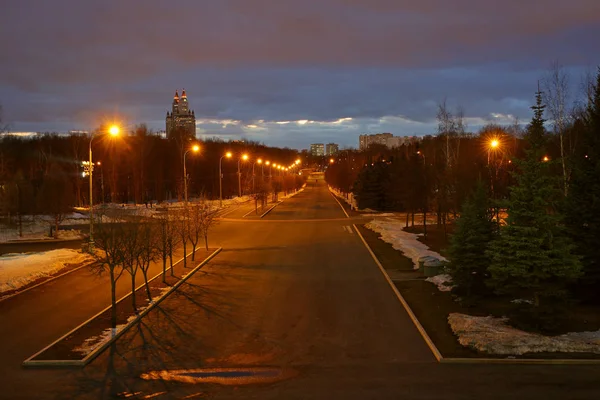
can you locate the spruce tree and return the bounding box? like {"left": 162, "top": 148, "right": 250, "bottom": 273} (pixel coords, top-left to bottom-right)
{"left": 447, "top": 180, "right": 496, "bottom": 302}
{"left": 486, "top": 89, "right": 582, "bottom": 331}
{"left": 353, "top": 162, "right": 389, "bottom": 210}
{"left": 566, "top": 67, "right": 600, "bottom": 302}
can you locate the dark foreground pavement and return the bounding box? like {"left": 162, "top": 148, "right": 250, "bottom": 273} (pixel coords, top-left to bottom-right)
{"left": 1, "top": 180, "right": 599, "bottom": 399}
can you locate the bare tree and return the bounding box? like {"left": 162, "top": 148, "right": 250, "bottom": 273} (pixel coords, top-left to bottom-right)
{"left": 174, "top": 207, "right": 190, "bottom": 268}
{"left": 543, "top": 62, "right": 571, "bottom": 196}
{"left": 198, "top": 199, "right": 218, "bottom": 250}
{"left": 154, "top": 210, "right": 176, "bottom": 282}
{"left": 166, "top": 209, "right": 181, "bottom": 273}
{"left": 187, "top": 203, "right": 203, "bottom": 260}
{"left": 120, "top": 218, "right": 142, "bottom": 313}
{"left": 93, "top": 217, "right": 127, "bottom": 329}
{"left": 136, "top": 220, "right": 160, "bottom": 301}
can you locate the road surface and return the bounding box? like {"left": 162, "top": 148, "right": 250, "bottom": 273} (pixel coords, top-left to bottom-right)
{"left": 0, "top": 180, "right": 598, "bottom": 399}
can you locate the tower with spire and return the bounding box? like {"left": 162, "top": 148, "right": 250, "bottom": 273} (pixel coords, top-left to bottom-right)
{"left": 166, "top": 89, "right": 196, "bottom": 140}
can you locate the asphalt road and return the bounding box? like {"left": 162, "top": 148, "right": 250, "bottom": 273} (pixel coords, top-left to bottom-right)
{"left": 1, "top": 180, "right": 599, "bottom": 399}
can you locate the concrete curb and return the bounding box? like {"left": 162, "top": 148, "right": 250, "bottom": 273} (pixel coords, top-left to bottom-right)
{"left": 2, "top": 237, "right": 84, "bottom": 245}
{"left": 329, "top": 190, "right": 350, "bottom": 219}
{"left": 0, "top": 260, "right": 97, "bottom": 304}
{"left": 259, "top": 202, "right": 281, "bottom": 218}
{"left": 353, "top": 224, "right": 443, "bottom": 362}
{"left": 440, "top": 357, "right": 600, "bottom": 365}
{"left": 354, "top": 223, "right": 600, "bottom": 365}
{"left": 22, "top": 248, "right": 222, "bottom": 368}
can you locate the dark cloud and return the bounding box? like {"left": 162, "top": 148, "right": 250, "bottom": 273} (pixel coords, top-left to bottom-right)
{"left": 1, "top": 0, "right": 599, "bottom": 148}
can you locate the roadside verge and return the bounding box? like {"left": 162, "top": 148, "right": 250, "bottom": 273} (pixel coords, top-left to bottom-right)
{"left": 354, "top": 222, "right": 600, "bottom": 365}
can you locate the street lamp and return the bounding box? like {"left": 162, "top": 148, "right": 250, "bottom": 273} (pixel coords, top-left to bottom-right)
{"left": 488, "top": 139, "right": 499, "bottom": 165}
{"left": 265, "top": 161, "right": 271, "bottom": 181}
{"left": 416, "top": 150, "right": 426, "bottom": 165}
{"left": 219, "top": 152, "right": 232, "bottom": 207}
{"left": 238, "top": 154, "right": 248, "bottom": 197}
{"left": 88, "top": 124, "right": 119, "bottom": 252}
{"left": 253, "top": 158, "right": 263, "bottom": 191}
{"left": 183, "top": 144, "right": 200, "bottom": 204}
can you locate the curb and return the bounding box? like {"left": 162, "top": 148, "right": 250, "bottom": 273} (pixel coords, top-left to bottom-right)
{"left": 2, "top": 237, "right": 84, "bottom": 245}
{"left": 22, "top": 248, "right": 222, "bottom": 368}
{"left": 0, "top": 259, "right": 97, "bottom": 304}
{"left": 440, "top": 357, "right": 600, "bottom": 365}
{"left": 329, "top": 190, "right": 350, "bottom": 219}
{"left": 353, "top": 224, "right": 443, "bottom": 362}
{"left": 259, "top": 202, "right": 281, "bottom": 218}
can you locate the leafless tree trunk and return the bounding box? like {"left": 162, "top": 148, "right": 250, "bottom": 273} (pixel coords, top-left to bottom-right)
{"left": 136, "top": 220, "right": 160, "bottom": 302}
{"left": 175, "top": 207, "right": 190, "bottom": 268}
{"left": 543, "top": 61, "right": 571, "bottom": 196}
{"left": 92, "top": 215, "right": 128, "bottom": 328}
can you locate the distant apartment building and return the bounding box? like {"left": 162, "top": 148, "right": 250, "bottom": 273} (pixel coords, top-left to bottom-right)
{"left": 310, "top": 143, "right": 325, "bottom": 157}
{"left": 325, "top": 143, "right": 339, "bottom": 156}
{"left": 359, "top": 133, "right": 419, "bottom": 150}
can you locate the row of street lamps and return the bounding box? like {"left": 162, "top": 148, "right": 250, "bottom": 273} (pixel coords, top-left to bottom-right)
{"left": 84, "top": 127, "right": 301, "bottom": 251}
{"left": 182, "top": 147, "right": 301, "bottom": 206}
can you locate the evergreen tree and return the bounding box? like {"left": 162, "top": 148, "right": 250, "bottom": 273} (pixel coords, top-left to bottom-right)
{"left": 486, "top": 89, "right": 582, "bottom": 331}
{"left": 353, "top": 162, "right": 389, "bottom": 210}
{"left": 447, "top": 180, "right": 496, "bottom": 302}
{"left": 566, "top": 67, "right": 600, "bottom": 302}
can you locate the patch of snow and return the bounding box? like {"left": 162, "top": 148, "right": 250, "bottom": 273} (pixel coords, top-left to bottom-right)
{"left": 281, "top": 186, "right": 305, "bottom": 199}
{"left": 0, "top": 249, "right": 93, "bottom": 294}
{"left": 73, "top": 286, "right": 174, "bottom": 355}
{"left": 449, "top": 313, "right": 600, "bottom": 355}
{"left": 365, "top": 217, "right": 446, "bottom": 269}
{"left": 511, "top": 299, "right": 534, "bottom": 305}
{"left": 72, "top": 325, "right": 125, "bottom": 356}
{"left": 328, "top": 187, "right": 358, "bottom": 210}
{"left": 426, "top": 274, "right": 453, "bottom": 292}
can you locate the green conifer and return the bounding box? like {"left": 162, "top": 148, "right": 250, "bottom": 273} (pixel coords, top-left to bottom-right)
{"left": 447, "top": 180, "right": 496, "bottom": 302}
{"left": 487, "top": 89, "right": 582, "bottom": 331}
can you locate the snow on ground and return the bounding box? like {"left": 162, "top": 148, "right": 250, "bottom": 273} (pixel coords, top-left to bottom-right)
{"left": 0, "top": 249, "right": 93, "bottom": 294}
{"left": 0, "top": 213, "right": 88, "bottom": 243}
{"left": 329, "top": 187, "right": 358, "bottom": 210}
{"left": 449, "top": 313, "right": 600, "bottom": 355}
{"left": 364, "top": 217, "right": 446, "bottom": 269}
{"left": 72, "top": 286, "right": 172, "bottom": 356}
{"left": 425, "top": 274, "right": 453, "bottom": 291}
{"left": 281, "top": 184, "right": 306, "bottom": 199}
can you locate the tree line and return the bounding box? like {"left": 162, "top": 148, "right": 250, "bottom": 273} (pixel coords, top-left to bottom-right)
{"left": 0, "top": 128, "right": 303, "bottom": 235}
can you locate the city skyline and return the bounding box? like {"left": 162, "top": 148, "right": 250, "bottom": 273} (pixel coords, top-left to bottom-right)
{"left": 1, "top": 0, "right": 599, "bottom": 149}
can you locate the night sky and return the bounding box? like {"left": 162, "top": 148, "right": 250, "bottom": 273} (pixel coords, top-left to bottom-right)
{"left": 1, "top": 0, "right": 599, "bottom": 149}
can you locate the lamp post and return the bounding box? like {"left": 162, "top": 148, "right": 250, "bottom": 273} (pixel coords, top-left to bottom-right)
{"left": 487, "top": 138, "right": 501, "bottom": 225}
{"left": 252, "top": 158, "right": 263, "bottom": 192}
{"left": 88, "top": 124, "right": 119, "bottom": 252}
{"left": 183, "top": 144, "right": 200, "bottom": 204}
{"left": 238, "top": 154, "right": 248, "bottom": 197}
{"left": 488, "top": 139, "right": 499, "bottom": 165}
{"left": 219, "top": 152, "right": 232, "bottom": 207}
{"left": 265, "top": 161, "right": 271, "bottom": 182}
